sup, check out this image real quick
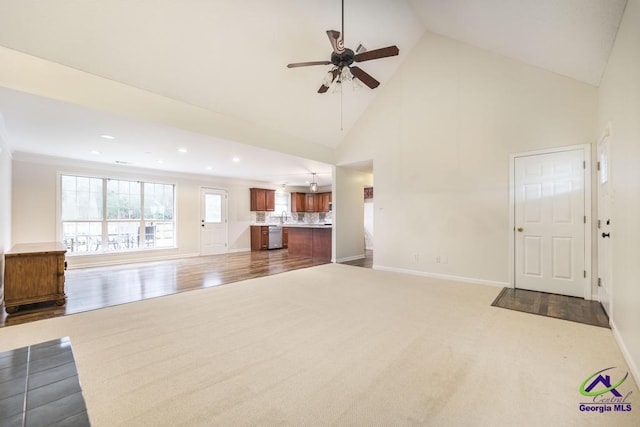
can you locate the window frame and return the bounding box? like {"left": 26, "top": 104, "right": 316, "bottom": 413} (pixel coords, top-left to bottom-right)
{"left": 57, "top": 171, "right": 177, "bottom": 255}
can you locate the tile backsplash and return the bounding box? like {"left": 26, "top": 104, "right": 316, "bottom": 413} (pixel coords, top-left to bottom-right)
{"left": 251, "top": 211, "right": 332, "bottom": 225}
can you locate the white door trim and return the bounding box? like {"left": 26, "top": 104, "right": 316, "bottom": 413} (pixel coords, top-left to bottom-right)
{"left": 508, "top": 144, "right": 592, "bottom": 299}
{"left": 596, "top": 123, "right": 613, "bottom": 315}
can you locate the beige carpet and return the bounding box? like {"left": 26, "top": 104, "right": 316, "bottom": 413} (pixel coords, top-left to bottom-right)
{"left": 0, "top": 264, "right": 638, "bottom": 426}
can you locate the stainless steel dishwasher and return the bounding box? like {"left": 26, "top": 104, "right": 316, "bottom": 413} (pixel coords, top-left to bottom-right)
{"left": 268, "top": 225, "right": 283, "bottom": 249}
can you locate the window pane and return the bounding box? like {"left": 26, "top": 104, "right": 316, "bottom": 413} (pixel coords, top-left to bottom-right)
{"left": 205, "top": 194, "right": 222, "bottom": 223}
{"left": 107, "top": 221, "right": 140, "bottom": 250}
{"left": 144, "top": 183, "right": 174, "bottom": 220}
{"left": 61, "top": 175, "right": 102, "bottom": 221}
{"left": 107, "top": 179, "right": 141, "bottom": 219}
{"left": 151, "top": 221, "right": 174, "bottom": 248}
{"left": 274, "top": 192, "right": 290, "bottom": 215}
{"left": 61, "top": 221, "right": 102, "bottom": 253}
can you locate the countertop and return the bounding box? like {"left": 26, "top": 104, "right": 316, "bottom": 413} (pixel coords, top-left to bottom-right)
{"left": 285, "top": 224, "right": 332, "bottom": 229}
{"left": 251, "top": 223, "right": 332, "bottom": 229}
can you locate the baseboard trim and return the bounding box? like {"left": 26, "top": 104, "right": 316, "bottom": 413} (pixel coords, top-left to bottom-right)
{"left": 228, "top": 248, "right": 251, "bottom": 254}
{"left": 372, "top": 265, "right": 510, "bottom": 288}
{"left": 336, "top": 254, "right": 365, "bottom": 263}
{"left": 610, "top": 319, "right": 640, "bottom": 390}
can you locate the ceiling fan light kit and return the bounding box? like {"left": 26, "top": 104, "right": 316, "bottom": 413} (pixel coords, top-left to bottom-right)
{"left": 287, "top": 0, "right": 399, "bottom": 94}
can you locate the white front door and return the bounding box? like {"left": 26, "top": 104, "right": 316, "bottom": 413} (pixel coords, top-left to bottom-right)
{"left": 597, "top": 134, "right": 612, "bottom": 316}
{"left": 514, "top": 149, "right": 586, "bottom": 297}
{"left": 200, "top": 188, "right": 227, "bottom": 255}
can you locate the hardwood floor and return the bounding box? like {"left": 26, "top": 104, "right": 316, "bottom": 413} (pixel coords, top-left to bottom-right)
{"left": 340, "top": 250, "right": 373, "bottom": 268}
{"left": 491, "top": 287, "right": 610, "bottom": 328}
{"left": 0, "top": 250, "right": 329, "bottom": 327}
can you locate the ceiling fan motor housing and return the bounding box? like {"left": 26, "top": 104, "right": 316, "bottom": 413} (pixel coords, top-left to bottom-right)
{"left": 331, "top": 48, "right": 355, "bottom": 67}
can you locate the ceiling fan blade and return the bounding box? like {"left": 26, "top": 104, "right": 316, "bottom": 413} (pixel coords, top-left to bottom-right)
{"left": 350, "top": 66, "right": 380, "bottom": 89}
{"left": 318, "top": 68, "right": 340, "bottom": 93}
{"left": 354, "top": 45, "right": 399, "bottom": 62}
{"left": 326, "top": 30, "right": 344, "bottom": 54}
{"left": 287, "top": 61, "right": 331, "bottom": 68}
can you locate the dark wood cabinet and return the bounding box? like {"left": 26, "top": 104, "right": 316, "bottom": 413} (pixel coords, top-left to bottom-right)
{"left": 305, "top": 193, "right": 317, "bottom": 212}
{"left": 283, "top": 227, "right": 289, "bottom": 248}
{"left": 250, "top": 226, "right": 269, "bottom": 251}
{"left": 291, "top": 191, "right": 332, "bottom": 213}
{"left": 287, "top": 227, "right": 331, "bottom": 260}
{"left": 4, "top": 242, "right": 67, "bottom": 314}
{"left": 290, "top": 192, "right": 306, "bottom": 212}
{"left": 318, "top": 192, "right": 332, "bottom": 212}
{"left": 250, "top": 188, "right": 275, "bottom": 211}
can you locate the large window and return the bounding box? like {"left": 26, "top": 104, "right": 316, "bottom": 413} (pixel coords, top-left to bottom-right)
{"left": 61, "top": 174, "right": 175, "bottom": 253}
{"left": 274, "top": 192, "right": 290, "bottom": 216}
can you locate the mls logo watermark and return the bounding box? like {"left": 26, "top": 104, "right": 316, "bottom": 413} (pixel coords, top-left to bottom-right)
{"left": 579, "top": 367, "right": 633, "bottom": 413}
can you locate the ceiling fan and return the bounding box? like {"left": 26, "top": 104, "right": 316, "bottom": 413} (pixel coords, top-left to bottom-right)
{"left": 287, "top": 0, "right": 400, "bottom": 93}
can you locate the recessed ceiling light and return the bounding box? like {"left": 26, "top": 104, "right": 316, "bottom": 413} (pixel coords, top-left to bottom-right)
{"left": 206, "top": 166, "right": 213, "bottom": 171}
{"left": 178, "top": 148, "right": 188, "bottom": 153}
{"left": 157, "top": 160, "right": 164, "bottom": 164}
{"left": 91, "top": 150, "right": 101, "bottom": 155}
{"left": 232, "top": 157, "right": 240, "bottom": 163}
{"left": 100, "top": 134, "right": 115, "bottom": 140}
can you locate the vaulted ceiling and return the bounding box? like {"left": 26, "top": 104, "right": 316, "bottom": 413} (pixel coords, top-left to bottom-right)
{"left": 0, "top": 0, "right": 627, "bottom": 184}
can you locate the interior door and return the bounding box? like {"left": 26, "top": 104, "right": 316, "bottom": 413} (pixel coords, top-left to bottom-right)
{"left": 514, "top": 149, "right": 586, "bottom": 297}
{"left": 200, "top": 188, "right": 227, "bottom": 255}
{"left": 597, "top": 135, "right": 612, "bottom": 316}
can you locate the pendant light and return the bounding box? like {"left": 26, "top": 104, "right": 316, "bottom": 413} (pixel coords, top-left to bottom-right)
{"left": 309, "top": 173, "right": 318, "bottom": 193}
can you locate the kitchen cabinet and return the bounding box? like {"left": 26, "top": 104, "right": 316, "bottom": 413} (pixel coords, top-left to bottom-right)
{"left": 318, "top": 192, "right": 332, "bottom": 212}
{"left": 283, "top": 227, "right": 289, "bottom": 248}
{"left": 250, "top": 226, "right": 269, "bottom": 251}
{"left": 291, "top": 191, "right": 332, "bottom": 212}
{"left": 4, "top": 242, "right": 67, "bottom": 314}
{"left": 250, "top": 188, "right": 275, "bottom": 211}
{"left": 290, "top": 192, "right": 306, "bottom": 212}
{"left": 287, "top": 226, "right": 332, "bottom": 260}
{"left": 305, "top": 193, "right": 317, "bottom": 212}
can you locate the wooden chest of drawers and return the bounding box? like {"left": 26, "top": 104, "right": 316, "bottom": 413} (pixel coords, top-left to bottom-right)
{"left": 4, "top": 242, "right": 67, "bottom": 314}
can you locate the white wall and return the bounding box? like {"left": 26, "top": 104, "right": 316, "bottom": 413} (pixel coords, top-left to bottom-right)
{"left": 0, "top": 120, "right": 12, "bottom": 301}
{"left": 597, "top": 0, "right": 640, "bottom": 386}
{"left": 337, "top": 31, "right": 597, "bottom": 285}
{"left": 364, "top": 199, "right": 374, "bottom": 250}
{"left": 333, "top": 166, "right": 372, "bottom": 262}
{"left": 11, "top": 153, "right": 266, "bottom": 268}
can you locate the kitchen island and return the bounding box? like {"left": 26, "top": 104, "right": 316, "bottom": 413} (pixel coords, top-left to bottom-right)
{"left": 286, "top": 224, "right": 332, "bottom": 261}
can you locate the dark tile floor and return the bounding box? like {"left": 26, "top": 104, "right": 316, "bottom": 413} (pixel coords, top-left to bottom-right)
{"left": 340, "top": 250, "right": 373, "bottom": 268}
{"left": 0, "top": 337, "right": 90, "bottom": 427}
{"left": 491, "top": 287, "right": 610, "bottom": 328}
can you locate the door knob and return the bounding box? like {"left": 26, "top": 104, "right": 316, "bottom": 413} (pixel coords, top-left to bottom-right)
{"left": 601, "top": 232, "right": 610, "bottom": 238}
{"left": 517, "top": 227, "right": 523, "bottom": 232}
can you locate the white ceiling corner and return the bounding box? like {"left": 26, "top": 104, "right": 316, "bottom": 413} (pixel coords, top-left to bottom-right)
{"left": 408, "top": 0, "right": 627, "bottom": 86}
